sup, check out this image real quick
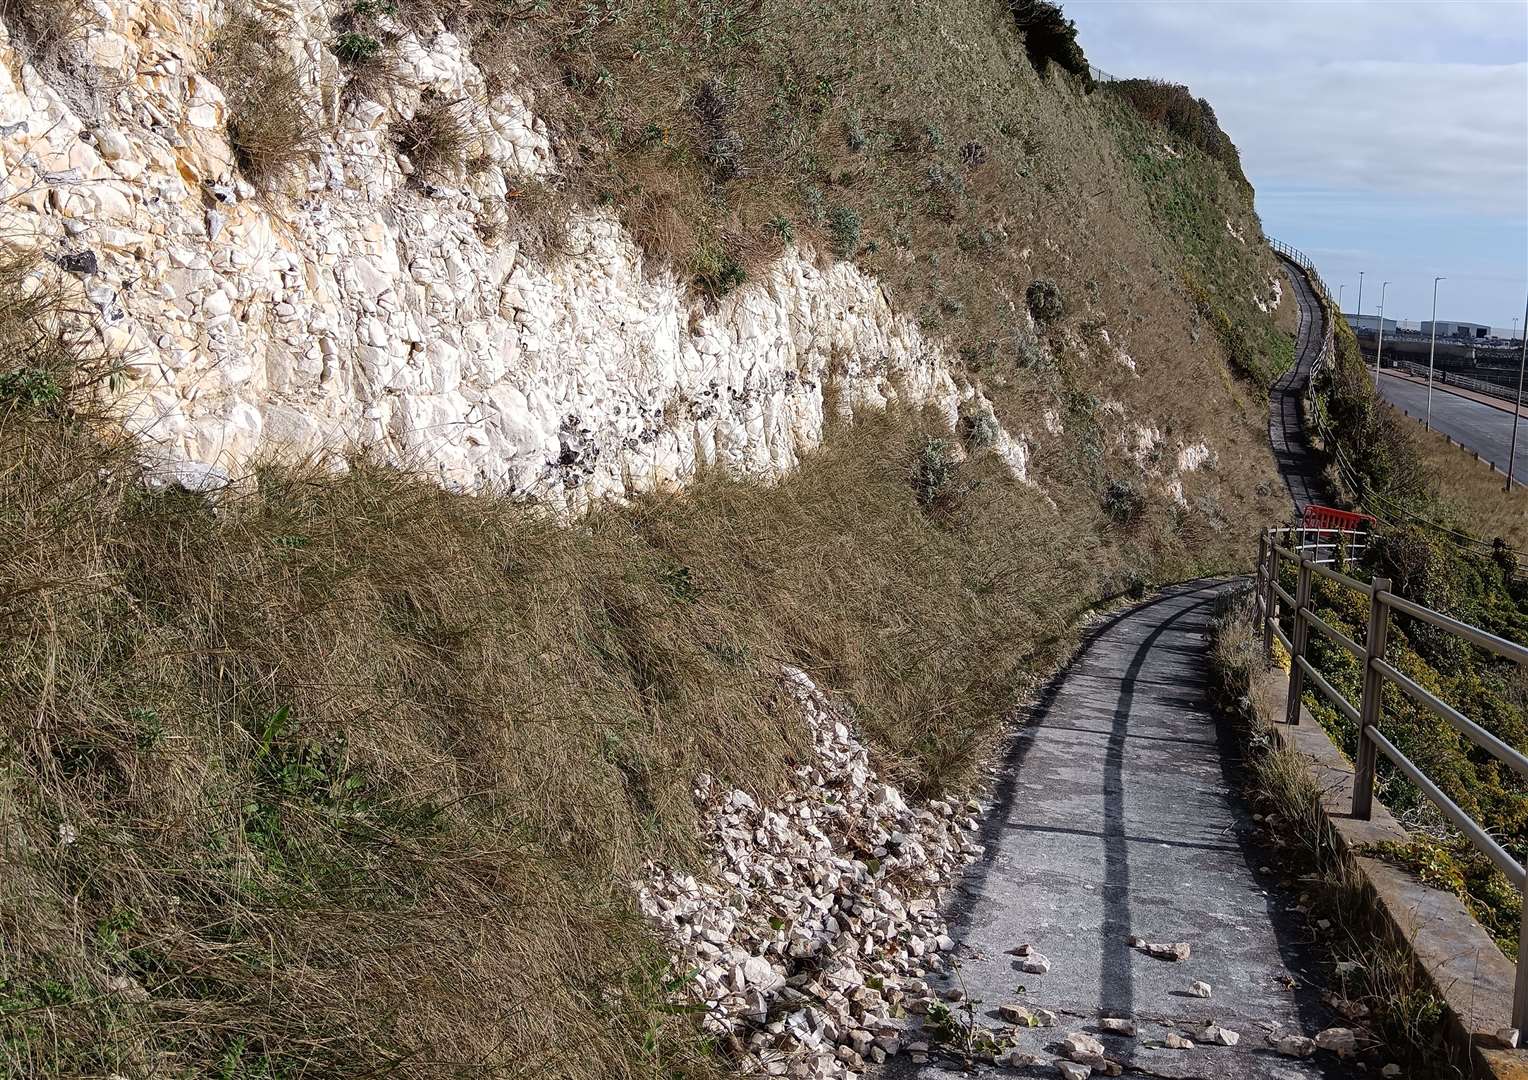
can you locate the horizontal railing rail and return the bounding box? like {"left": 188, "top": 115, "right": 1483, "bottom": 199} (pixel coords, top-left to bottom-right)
{"left": 1268, "top": 526, "right": 1367, "bottom": 567}
{"left": 1391, "top": 358, "right": 1526, "bottom": 405}
{"left": 1255, "top": 528, "right": 1528, "bottom": 1027}
{"left": 1268, "top": 237, "right": 1336, "bottom": 400}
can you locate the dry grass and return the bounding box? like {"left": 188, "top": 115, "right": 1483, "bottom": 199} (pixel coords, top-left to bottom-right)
{"left": 1, "top": 372, "right": 1258, "bottom": 1076}
{"left": 207, "top": 7, "right": 329, "bottom": 191}
{"left": 0, "top": 0, "right": 94, "bottom": 69}
{"left": 394, "top": 95, "right": 478, "bottom": 185}
{"left": 0, "top": 0, "right": 1308, "bottom": 1071}
{"left": 1384, "top": 402, "right": 1528, "bottom": 551}
{"left": 432, "top": 0, "right": 1290, "bottom": 490}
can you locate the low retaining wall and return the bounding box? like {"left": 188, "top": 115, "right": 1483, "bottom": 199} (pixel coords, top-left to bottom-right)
{"left": 1259, "top": 667, "right": 1526, "bottom": 1079}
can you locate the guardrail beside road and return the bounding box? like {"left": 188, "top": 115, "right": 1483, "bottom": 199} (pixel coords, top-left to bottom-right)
{"left": 1390, "top": 359, "right": 1525, "bottom": 407}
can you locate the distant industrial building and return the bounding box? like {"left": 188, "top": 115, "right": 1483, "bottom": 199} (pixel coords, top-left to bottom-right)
{"left": 1421, "top": 320, "right": 1492, "bottom": 340}
{"left": 1344, "top": 313, "right": 1396, "bottom": 335}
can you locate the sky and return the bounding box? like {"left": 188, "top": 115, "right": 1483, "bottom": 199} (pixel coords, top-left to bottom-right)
{"left": 1067, "top": 0, "right": 1528, "bottom": 334}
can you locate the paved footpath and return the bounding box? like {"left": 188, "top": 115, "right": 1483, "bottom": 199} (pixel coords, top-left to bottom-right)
{"left": 1268, "top": 257, "right": 1331, "bottom": 514}
{"left": 891, "top": 581, "right": 1354, "bottom": 1079}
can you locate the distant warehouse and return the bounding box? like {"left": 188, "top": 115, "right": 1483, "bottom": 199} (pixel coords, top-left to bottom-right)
{"left": 1420, "top": 319, "right": 1491, "bottom": 339}
{"left": 1344, "top": 314, "right": 1397, "bottom": 334}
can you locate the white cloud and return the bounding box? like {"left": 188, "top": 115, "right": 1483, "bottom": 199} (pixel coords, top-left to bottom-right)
{"left": 1071, "top": 0, "right": 1528, "bottom": 216}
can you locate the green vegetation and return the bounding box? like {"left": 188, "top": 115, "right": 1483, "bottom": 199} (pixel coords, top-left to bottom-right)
{"left": 1273, "top": 309, "right": 1528, "bottom": 954}
{"left": 1283, "top": 539, "right": 1528, "bottom": 958}
{"left": 1005, "top": 0, "right": 1093, "bottom": 86}
{"left": 1112, "top": 99, "right": 1292, "bottom": 391}
{"left": 1025, "top": 277, "right": 1065, "bottom": 322}
{"left": 1385, "top": 404, "right": 1528, "bottom": 551}
{"left": 1108, "top": 79, "right": 1252, "bottom": 194}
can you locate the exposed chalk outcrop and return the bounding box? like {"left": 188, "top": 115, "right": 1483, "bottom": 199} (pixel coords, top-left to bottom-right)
{"left": 0, "top": 4, "right": 1004, "bottom": 505}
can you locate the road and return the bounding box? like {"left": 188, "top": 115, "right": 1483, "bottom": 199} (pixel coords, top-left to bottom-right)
{"left": 890, "top": 582, "right": 1353, "bottom": 1079}
{"left": 1376, "top": 372, "right": 1528, "bottom": 486}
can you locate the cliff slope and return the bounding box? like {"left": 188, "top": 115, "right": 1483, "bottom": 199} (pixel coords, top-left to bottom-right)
{"left": 0, "top": 2, "right": 1297, "bottom": 1076}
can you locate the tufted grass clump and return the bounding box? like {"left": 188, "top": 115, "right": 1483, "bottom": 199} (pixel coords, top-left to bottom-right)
{"left": 692, "top": 244, "right": 746, "bottom": 298}
{"left": 1101, "top": 477, "right": 1145, "bottom": 525}
{"left": 333, "top": 29, "right": 382, "bottom": 64}
{"left": 0, "top": 253, "right": 100, "bottom": 412}
{"left": 210, "top": 7, "right": 329, "bottom": 190}
{"left": 827, "top": 206, "right": 862, "bottom": 257}
{"left": 393, "top": 95, "right": 478, "bottom": 184}
{"left": 0, "top": 0, "right": 94, "bottom": 69}
{"left": 960, "top": 411, "right": 1001, "bottom": 450}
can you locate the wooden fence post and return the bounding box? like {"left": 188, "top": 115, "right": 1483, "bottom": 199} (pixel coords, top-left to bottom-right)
{"left": 1352, "top": 575, "right": 1392, "bottom": 820}
{"left": 1286, "top": 555, "right": 1313, "bottom": 726}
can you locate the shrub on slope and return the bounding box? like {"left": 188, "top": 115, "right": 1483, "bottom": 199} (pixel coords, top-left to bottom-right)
{"left": 1108, "top": 78, "right": 1252, "bottom": 194}
{"left": 1288, "top": 282, "right": 1528, "bottom": 959}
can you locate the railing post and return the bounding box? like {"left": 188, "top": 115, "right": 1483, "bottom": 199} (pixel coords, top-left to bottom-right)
{"left": 1516, "top": 892, "right": 1528, "bottom": 1030}
{"left": 1352, "top": 575, "right": 1392, "bottom": 820}
{"left": 1263, "top": 533, "right": 1279, "bottom": 663}
{"left": 1286, "top": 555, "right": 1313, "bottom": 726}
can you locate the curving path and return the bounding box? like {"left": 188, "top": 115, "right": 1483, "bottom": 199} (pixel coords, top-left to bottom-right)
{"left": 885, "top": 256, "right": 1361, "bottom": 1078}
{"left": 892, "top": 582, "right": 1353, "bottom": 1079}
{"left": 1269, "top": 257, "right": 1332, "bottom": 514}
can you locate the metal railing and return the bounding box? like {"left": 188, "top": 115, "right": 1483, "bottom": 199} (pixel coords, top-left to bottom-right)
{"left": 1268, "top": 237, "right": 1336, "bottom": 401}
{"left": 1271, "top": 245, "right": 1528, "bottom": 570}
{"left": 1391, "top": 358, "right": 1526, "bottom": 405}
{"left": 1255, "top": 529, "right": 1528, "bottom": 1028}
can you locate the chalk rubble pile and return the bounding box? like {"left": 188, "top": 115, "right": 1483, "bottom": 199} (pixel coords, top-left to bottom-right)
{"left": 637, "top": 667, "right": 984, "bottom": 1078}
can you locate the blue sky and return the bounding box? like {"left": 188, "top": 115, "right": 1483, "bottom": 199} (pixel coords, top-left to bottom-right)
{"left": 1068, "top": 0, "right": 1528, "bottom": 334}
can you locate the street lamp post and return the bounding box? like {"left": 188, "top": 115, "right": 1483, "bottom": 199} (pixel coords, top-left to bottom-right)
{"left": 1372, "top": 281, "right": 1390, "bottom": 389}
{"left": 1508, "top": 289, "right": 1528, "bottom": 492}
{"left": 1356, "top": 272, "right": 1364, "bottom": 338}
{"left": 1339, "top": 284, "right": 1346, "bottom": 315}
{"left": 1426, "top": 277, "right": 1445, "bottom": 430}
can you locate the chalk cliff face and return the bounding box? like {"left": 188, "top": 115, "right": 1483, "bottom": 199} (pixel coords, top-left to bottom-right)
{"left": 0, "top": 2, "right": 1010, "bottom": 503}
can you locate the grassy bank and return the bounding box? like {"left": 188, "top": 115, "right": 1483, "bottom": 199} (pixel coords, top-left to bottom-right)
{"left": 0, "top": 0, "right": 1304, "bottom": 1073}
{"left": 1, "top": 385, "right": 1260, "bottom": 1076}
{"left": 1382, "top": 403, "right": 1528, "bottom": 551}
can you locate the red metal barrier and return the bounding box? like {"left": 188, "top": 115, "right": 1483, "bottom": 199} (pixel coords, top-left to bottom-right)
{"left": 1302, "top": 505, "right": 1375, "bottom": 532}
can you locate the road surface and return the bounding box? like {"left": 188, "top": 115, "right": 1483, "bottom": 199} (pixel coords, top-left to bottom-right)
{"left": 890, "top": 582, "right": 1353, "bottom": 1079}
{"left": 1377, "top": 372, "right": 1528, "bottom": 486}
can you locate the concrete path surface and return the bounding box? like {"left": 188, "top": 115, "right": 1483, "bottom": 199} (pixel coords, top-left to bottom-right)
{"left": 889, "top": 581, "right": 1355, "bottom": 1079}
{"left": 1269, "top": 258, "right": 1332, "bottom": 514}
